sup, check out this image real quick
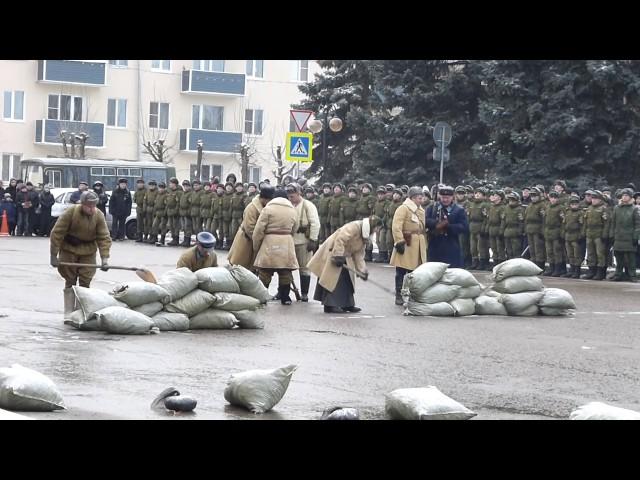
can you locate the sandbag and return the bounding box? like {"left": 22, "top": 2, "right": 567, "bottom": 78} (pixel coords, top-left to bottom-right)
{"left": 196, "top": 267, "right": 241, "bottom": 294}
{"left": 110, "top": 282, "right": 170, "bottom": 307}
{"left": 474, "top": 296, "right": 508, "bottom": 316}
{"left": 385, "top": 386, "right": 476, "bottom": 420}
{"left": 224, "top": 364, "right": 298, "bottom": 414}
{"left": 150, "top": 312, "right": 190, "bottom": 331}
{"left": 511, "top": 304, "right": 540, "bottom": 316}
{"left": 133, "top": 301, "right": 164, "bottom": 317}
{"left": 212, "top": 293, "right": 261, "bottom": 312}
{"left": 227, "top": 265, "right": 272, "bottom": 303}
{"left": 449, "top": 298, "right": 475, "bottom": 317}
{"left": 492, "top": 258, "right": 542, "bottom": 282}
{"left": 412, "top": 283, "right": 460, "bottom": 304}
{"left": 499, "top": 291, "right": 544, "bottom": 315}
{"left": 233, "top": 309, "right": 265, "bottom": 329}
{"left": 404, "top": 301, "right": 455, "bottom": 317}
{"left": 165, "top": 289, "right": 216, "bottom": 317}
{"left": 402, "top": 262, "right": 449, "bottom": 295}
{"left": 539, "top": 307, "right": 571, "bottom": 316}
{"left": 440, "top": 268, "right": 480, "bottom": 288}
{"left": 483, "top": 289, "right": 501, "bottom": 298}
{"left": 188, "top": 309, "right": 237, "bottom": 329}
{"left": 569, "top": 402, "right": 640, "bottom": 420}
{"left": 321, "top": 406, "right": 360, "bottom": 420}
{"left": 157, "top": 267, "right": 199, "bottom": 302}
{"left": 64, "top": 309, "right": 103, "bottom": 330}
{"left": 72, "top": 286, "right": 126, "bottom": 322}
{"left": 94, "top": 306, "right": 157, "bottom": 335}
{"left": 538, "top": 288, "right": 577, "bottom": 310}
{"left": 456, "top": 284, "right": 485, "bottom": 299}
{"left": 0, "top": 364, "right": 65, "bottom": 411}
{"left": 493, "top": 276, "right": 543, "bottom": 294}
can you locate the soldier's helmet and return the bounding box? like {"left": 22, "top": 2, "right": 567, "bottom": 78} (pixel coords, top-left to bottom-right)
{"left": 506, "top": 192, "right": 520, "bottom": 201}
{"left": 322, "top": 182, "right": 332, "bottom": 189}
{"left": 393, "top": 188, "right": 403, "bottom": 196}
{"left": 235, "top": 181, "right": 244, "bottom": 189}
{"left": 361, "top": 183, "right": 373, "bottom": 191}
{"left": 182, "top": 180, "right": 191, "bottom": 187}
{"left": 248, "top": 182, "right": 257, "bottom": 189}
{"left": 376, "top": 186, "right": 386, "bottom": 194}
{"left": 169, "top": 177, "right": 179, "bottom": 185}
{"left": 569, "top": 195, "right": 580, "bottom": 203}
{"left": 348, "top": 185, "right": 358, "bottom": 193}
{"left": 493, "top": 189, "right": 505, "bottom": 199}
{"left": 529, "top": 187, "right": 541, "bottom": 196}
{"left": 304, "top": 186, "right": 315, "bottom": 194}
{"left": 591, "top": 190, "right": 604, "bottom": 200}
{"left": 192, "top": 180, "right": 201, "bottom": 185}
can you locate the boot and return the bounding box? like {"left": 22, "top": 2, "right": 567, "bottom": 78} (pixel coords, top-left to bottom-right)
{"left": 464, "top": 256, "right": 472, "bottom": 269}
{"left": 223, "top": 240, "right": 231, "bottom": 250}
{"left": 482, "top": 259, "right": 492, "bottom": 271}
{"left": 580, "top": 266, "right": 596, "bottom": 279}
{"left": 181, "top": 237, "right": 191, "bottom": 248}
{"left": 135, "top": 232, "right": 144, "bottom": 243}
{"left": 279, "top": 285, "right": 292, "bottom": 305}
{"left": 216, "top": 239, "right": 224, "bottom": 250}
{"left": 572, "top": 265, "right": 582, "bottom": 279}
{"left": 63, "top": 288, "right": 76, "bottom": 319}
{"left": 168, "top": 235, "right": 179, "bottom": 246}
{"left": 147, "top": 234, "right": 157, "bottom": 244}
{"left": 364, "top": 249, "right": 373, "bottom": 262}
{"left": 625, "top": 267, "right": 637, "bottom": 282}
{"left": 373, "top": 251, "right": 387, "bottom": 263}
{"left": 395, "top": 271, "right": 404, "bottom": 306}
{"left": 561, "top": 264, "right": 572, "bottom": 277}
{"left": 343, "top": 306, "right": 362, "bottom": 313}
{"left": 558, "top": 263, "right": 567, "bottom": 276}
{"left": 542, "top": 263, "right": 554, "bottom": 276}
{"left": 324, "top": 305, "right": 342, "bottom": 314}
{"left": 592, "top": 266, "right": 606, "bottom": 281}
{"left": 535, "top": 261, "right": 546, "bottom": 272}
{"left": 300, "top": 275, "right": 310, "bottom": 302}
{"left": 470, "top": 259, "right": 479, "bottom": 270}
{"left": 550, "top": 263, "right": 563, "bottom": 277}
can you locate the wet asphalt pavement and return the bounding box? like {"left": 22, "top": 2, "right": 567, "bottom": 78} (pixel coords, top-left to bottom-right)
{"left": 1, "top": 236, "right": 638, "bottom": 420}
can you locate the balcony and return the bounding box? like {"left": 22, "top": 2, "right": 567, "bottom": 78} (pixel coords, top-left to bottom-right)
{"left": 179, "top": 129, "right": 242, "bottom": 154}
{"left": 35, "top": 119, "right": 105, "bottom": 148}
{"left": 37, "top": 60, "right": 106, "bottom": 87}
{"left": 181, "top": 70, "right": 245, "bottom": 97}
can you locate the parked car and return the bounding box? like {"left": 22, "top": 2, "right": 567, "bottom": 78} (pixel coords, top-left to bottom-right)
{"left": 50, "top": 188, "right": 138, "bottom": 239}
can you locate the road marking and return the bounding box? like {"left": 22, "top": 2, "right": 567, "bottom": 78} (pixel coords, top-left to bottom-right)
{"left": 586, "top": 311, "right": 640, "bottom": 315}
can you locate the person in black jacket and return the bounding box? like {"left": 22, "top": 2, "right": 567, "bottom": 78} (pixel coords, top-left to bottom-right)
{"left": 0, "top": 193, "right": 17, "bottom": 234}
{"left": 92, "top": 181, "right": 109, "bottom": 215}
{"left": 70, "top": 181, "right": 89, "bottom": 204}
{"left": 0, "top": 179, "right": 5, "bottom": 199}
{"left": 38, "top": 184, "right": 56, "bottom": 236}
{"left": 425, "top": 185, "right": 470, "bottom": 268}
{"left": 108, "top": 178, "right": 132, "bottom": 240}
{"left": 6, "top": 178, "right": 17, "bottom": 202}
{"left": 15, "top": 185, "right": 30, "bottom": 236}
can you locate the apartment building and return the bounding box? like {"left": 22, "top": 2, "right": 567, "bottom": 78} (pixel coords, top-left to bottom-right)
{"left": 0, "top": 60, "right": 319, "bottom": 185}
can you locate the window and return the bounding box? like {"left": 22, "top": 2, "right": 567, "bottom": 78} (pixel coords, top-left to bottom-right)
{"left": 292, "top": 60, "right": 309, "bottom": 82}
{"left": 48, "top": 94, "right": 83, "bottom": 121}
{"left": 246, "top": 60, "right": 264, "bottom": 78}
{"left": 193, "top": 60, "right": 224, "bottom": 72}
{"left": 117, "top": 168, "right": 141, "bottom": 177}
{"left": 3, "top": 91, "right": 24, "bottom": 121}
{"left": 109, "top": 60, "right": 128, "bottom": 67}
{"left": 1, "top": 153, "right": 21, "bottom": 181}
{"left": 249, "top": 166, "right": 261, "bottom": 184}
{"left": 149, "top": 102, "right": 169, "bottom": 129}
{"left": 107, "top": 99, "right": 127, "bottom": 128}
{"left": 44, "top": 169, "right": 62, "bottom": 188}
{"left": 151, "top": 60, "right": 171, "bottom": 71}
{"left": 244, "top": 109, "right": 263, "bottom": 135}
{"left": 192, "top": 105, "right": 224, "bottom": 131}
{"left": 192, "top": 164, "right": 223, "bottom": 181}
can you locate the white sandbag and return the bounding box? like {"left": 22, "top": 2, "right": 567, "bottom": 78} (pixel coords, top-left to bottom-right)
{"left": 224, "top": 364, "right": 298, "bottom": 414}
{"left": 492, "top": 258, "right": 542, "bottom": 281}
{"left": 233, "top": 309, "right": 265, "bottom": 329}
{"left": 110, "top": 282, "right": 170, "bottom": 307}
{"left": 133, "top": 301, "right": 164, "bottom": 317}
{"left": 449, "top": 298, "right": 475, "bottom": 317}
{"left": 404, "top": 301, "right": 455, "bottom": 317}
{"left": 493, "top": 276, "right": 543, "bottom": 294}
{"left": 188, "top": 309, "right": 237, "bottom": 329}
{"left": 94, "top": 306, "right": 157, "bottom": 335}
{"left": 402, "top": 262, "right": 449, "bottom": 295}
{"left": 412, "top": 282, "right": 460, "bottom": 304}
{"left": 165, "top": 289, "right": 216, "bottom": 317}
{"left": 64, "top": 309, "right": 103, "bottom": 330}
{"left": 539, "top": 307, "right": 571, "bottom": 316}
{"left": 227, "top": 265, "right": 272, "bottom": 303}
{"left": 483, "top": 289, "right": 501, "bottom": 298}
{"left": 538, "top": 288, "right": 577, "bottom": 310}
{"left": 385, "top": 386, "right": 476, "bottom": 420}
{"left": 474, "top": 296, "right": 508, "bottom": 316}
{"left": 511, "top": 304, "right": 540, "bottom": 316}
{"left": 212, "top": 293, "right": 261, "bottom": 312}
{"left": 570, "top": 402, "right": 640, "bottom": 420}
{"left": 440, "top": 268, "right": 480, "bottom": 288}
{"left": 157, "top": 267, "right": 199, "bottom": 302}
{"left": 196, "top": 267, "right": 241, "bottom": 294}
{"left": 150, "top": 312, "right": 190, "bottom": 331}
{"left": 0, "top": 364, "right": 65, "bottom": 411}
{"left": 499, "top": 291, "right": 544, "bottom": 315}
{"left": 456, "top": 284, "right": 485, "bottom": 299}
{"left": 72, "top": 286, "right": 126, "bottom": 322}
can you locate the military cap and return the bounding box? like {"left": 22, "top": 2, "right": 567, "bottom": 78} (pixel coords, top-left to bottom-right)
{"left": 554, "top": 179, "right": 567, "bottom": 189}
{"left": 385, "top": 183, "right": 396, "bottom": 190}
{"left": 401, "top": 184, "right": 409, "bottom": 192}
{"left": 529, "top": 187, "right": 541, "bottom": 196}
{"left": 601, "top": 186, "right": 612, "bottom": 193}
{"left": 584, "top": 189, "right": 595, "bottom": 196}
{"left": 224, "top": 181, "right": 234, "bottom": 188}
{"left": 235, "top": 181, "right": 244, "bottom": 188}
{"left": 226, "top": 173, "right": 237, "bottom": 182}
{"left": 248, "top": 182, "right": 257, "bottom": 188}
{"left": 620, "top": 188, "right": 634, "bottom": 197}
{"left": 79, "top": 181, "right": 89, "bottom": 186}
{"left": 182, "top": 180, "right": 191, "bottom": 186}
{"left": 169, "top": 177, "right": 179, "bottom": 185}
{"left": 93, "top": 181, "right": 103, "bottom": 187}
{"left": 493, "top": 189, "right": 505, "bottom": 199}
{"left": 408, "top": 186, "right": 423, "bottom": 199}
{"left": 385, "top": 185, "right": 394, "bottom": 192}
{"left": 158, "top": 182, "right": 166, "bottom": 188}
{"left": 196, "top": 231, "right": 216, "bottom": 250}
{"left": 474, "top": 186, "right": 486, "bottom": 194}
{"left": 136, "top": 178, "right": 145, "bottom": 184}
{"left": 569, "top": 195, "right": 580, "bottom": 203}
{"left": 376, "top": 186, "right": 386, "bottom": 194}
{"left": 322, "top": 182, "right": 332, "bottom": 189}
{"left": 348, "top": 185, "right": 358, "bottom": 193}
{"left": 148, "top": 180, "right": 157, "bottom": 186}
{"left": 286, "top": 183, "right": 301, "bottom": 193}
{"left": 438, "top": 185, "right": 455, "bottom": 195}
{"left": 118, "top": 178, "right": 128, "bottom": 184}
{"left": 391, "top": 188, "right": 402, "bottom": 196}
{"left": 548, "top": 191, "right": 560, "bottom": 198}
{"left": 361, "top": 183, "right": 373, "bottom": 191}
{"left": 80, "top": 191, "right": 99, "bottom": 204}
{"left": 333, "top": 183, "right": 344, "bottom": 191}
{"left": 591, "top": 190, "right": 604, "bottom": 200}
{"left": 503, "top": 187, "right": 514, "bottom": 194}
{"left": 455, "top": 186, "right": 466, "bottom": 193}
{"left": 465, "top": 185, "right": 474, "bottom": 193}
{"left": 506, "top": 192, "right": 520, "bottom": 201}
{"left": 192, "top": 179, "right": 201, "bottom": 185}
{"left": 423, "top": 190, "right": 432, "bottom": 199}
{"left": 304, "top": 185, "right": 315, "bottom": 193}
{"left": 535, "top": 184, "right": 546, "bottom": 192}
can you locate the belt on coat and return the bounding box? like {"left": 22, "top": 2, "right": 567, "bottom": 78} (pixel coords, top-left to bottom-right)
{"left": 264, "top": 230, "right": 292, "bottom": 235}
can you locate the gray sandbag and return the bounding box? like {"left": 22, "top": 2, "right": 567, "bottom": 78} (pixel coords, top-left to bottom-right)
{"left": 404, "top": 301, "right": 455, "bottom": 317}
{"left": 385, "top": 386, "right": 476, "bottom": 420}
{"left": 538, "top": 288, "right": 577, "bottom": 310}
{"left": 483, "top": 289, "right": 501, "bottom": 298}
{"left": 456, "top": 284, "right": 485, "bottom": 299}
{"left": 440, "top": 268, "right": 480, "bottom": 288}
{"left": 493, "top": 275, "right": 544, "bottom": 294}
{"left": 539, "top": 307, "right": 572, "bottom": 316}
{"left": 511, "top": 304, "right": 540, "bottom": 316}
{"left": 412, "top": 282, "right": 460, "bottom": 304}
{"left": 64, "top": 309, "right": 103, "bottom": 330}
{"left": 157, "top": 267, "right": 199, "bottom": 302}
{"left": 0, "top": 364, "right": 65, "bottom": 411}
{"left": 499, "top": 291, "right": 544, "bottom": 315}
{"left": 321, "top": 406, "right": 360, "bottom": 420}
{"left": 227, "top": 265, "right": 272, "bottom": 303}
{"left": 94, "top": 306, "right": 158, "bottom": 335}
{"left": 474, "top": 295, "right": 508, "bottom": 316}
{"left": 569, "top": 402, "right": 640, "bottom": 420}
{"left": 133, "top": 301, "right": 164, "bottom": 317}
{"left": 110, "top": 282, "right": 170, "bottom": 307}
{"left": 165, "top": 289, "right": 216, "bottom": 317}
{"left": 196, "top": 267, "right": 240, "bottom": 294}
{"left": 224, "top": 364, "right": 298, "bottom": 414}
{"left": 492, "top": 258, "right": 542, "bottom": 282}
{"left": 150, "top": 312, "right": 190, "bottom": 331}
{"left": 233, "top": 309, "right": 265, "bottom": 329}
{"left": 212, "top": 292, "right": 261, "bottom": 312}
{"left": 72, "top": 286, "right": 126, "bottom": 322}
{"left": 188, "top": 309, "right": 237, "bottom": 329}
{"left": 402, "top": 262, "right": 449, "bottom": 296}
{"left": 449, "top": 298, "right": 476, "bottom": 317}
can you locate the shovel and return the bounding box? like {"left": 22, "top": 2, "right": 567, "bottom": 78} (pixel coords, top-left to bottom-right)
{"left": 57, "top": 262, "right": 158, "bottom": 283}
{"left": 342, "top": 265, "right": 395, "bottom": 295}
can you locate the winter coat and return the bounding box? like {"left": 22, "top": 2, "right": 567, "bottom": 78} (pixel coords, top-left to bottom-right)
{"left": 176, "top": 246, "right": 218, "bottom": 272}
{"left": 50, "top": 205, "right": 112, "bottom": 258}
{"left": 609, "top": 203, "right": 640, "bottom": 252}
{"left": 307, "top": 220, "right": 367, "bottom": 293}
{"left": 134, "top": 188, "right": 146, "bottom": 212}
{"left": 0, "top": 199, "right": 16, "bottom": 223}
{"left": 524, "top": 199, "right": 545, "bottom": 235}
{"left": 425, "top": 202, "right": 469, "bottom": 268}
{"left": 252, "top": 197, "right": 299, "bottom": 269}
{"left": 291, "top": 199, "right": 320, "bottom": 246}
{"left": 6, "top": 185, "right": 17, "bottom": 202}
{"left": 389, "top": 198, "right": 427, "bottom": 270}
{"left": 69, "top": 189, "right": 84, "bottom": 204}
{"left": 16, "top": 190, "right": 38, "bottom": 211}
{"left": 228, "top": 196, "right": 264, "bottom": 269}
{"left": 39, "top": 191, "right": 55, "bottom": 211}
{"left": 109, "top": 187, "right": 132, "bottom": 217}
{"left": 93, "top": 188, "right": 109, "bottom": 214}
{"left": 502, "top": 203, "right": 525, "bottom": 238}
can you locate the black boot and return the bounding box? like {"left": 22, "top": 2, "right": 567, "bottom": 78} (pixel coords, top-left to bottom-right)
{"left": 223, "top": 240, "right": 231, "bottom": 250}
{"left": 537, "top": 261, "right": 547, "bottom": 272}
{"left": 147, "top": 234, "right": 157, "bottom": 244}
{"left": 395, "top": 271, "right": 404, "bottom": 306}
{"left": 572, "top": 265, "right": 581, "bottom": 279}
{"left": 470, "top": 259, "right": 479, "bottom": 270}
{"left": 168, "top": 235, "right": 179, "bottom": 246}
{"left": 593, "top": 266, "right": 606, "bottom": 281}
{"left": 158, "top": 235, "right": 166, "bottom": 246}
{"left": 562, "top": 264, "right": 573, "bottom": 278}
{"left": 343, "top": 306, "right": 362, "bottom": 313}
{"left": 550, "top": 263, "right": 563, "bottom": 277}
{"left": 300, "top": 275, "right": 310, "bottom": 302}
{"left": 364, "top": 249, "right": 373, "bottom": 262}
{"left": 181, "top": 237, "right": 191, "bottom": 248}
{"left": 543, "top": 263, "right": 554, "bottom": 276}
{"left": 279, "top": 285, "right": 292, "bottom": 305}
{"left": 580, "top": 266, "right": 596, "bottom": 279}
{"left": 135, "top": 232, "right": 144, "bottom": 243}
{"left": 324, "top": 305, "right": 343, "bottom": 314}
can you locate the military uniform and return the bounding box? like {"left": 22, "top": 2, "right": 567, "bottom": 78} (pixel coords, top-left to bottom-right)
{"left": 455, "top": 186, "right": 471, "bottom": 267}
{"left": 165, "top": 181, "right": 183, "bottom": 246}
{"left": 487, "top": 193, "right": 506, "bottom": 266}
{"left": 502, "top": 193, "right": 525, "bottom": 260}
{"left": 468, "top": 190, "right": 490, "bottom": 270}
{"left": 385, "top": 191, "right": 403, "bottom": 254}
{"left": 190, "top": 182, "right": 204, "bottom": 236}
{"left": 230, "top": 183, "right": 247, "bottom": 246}
{"left": 563, "top": 197, "right": 585, "bottom": 278}
{"left": 341, "top": 188, "right": 359, "bottom": 225}
{"left": 581, "top": 192, "right": 611, "bottom": 280}
{"left": 355, "top": 184, "right": 376, "bottom": 261}
{"left": 133, "top": 181, "right": 147, "bottom": 242}
{"left": 221, "top": 183, "right": 234, "bottom": 249}
{"left": 143, "top": 181, "right": 158, "bottom": 242}
{"left": 211, "top": 188, "right": 225, "bottom": 248}
{"left": 317, "top": 183, "right": 333, "bottom": 243}
{"left": 178, "top": 181, "right": 194, "bottom": 247}
{"left": 542, "top": 192, "right": 565, "bottom": 276}
{"left": 608, "top": 189, "right": 640, "bottom": 281}
{"left": 373, "top": 187, "right": 390, "bottom": 263}
{"left": 200, "top": 185, "right": 213, "bottom": 234}
{"left": 524, "top": 187, "right": 546, "bottom": 269}
{"left": 150, "top": 184, "right": 167, "bottom": 244}
{"left": 329, "top": 185, "right": 345, "bottom": 234}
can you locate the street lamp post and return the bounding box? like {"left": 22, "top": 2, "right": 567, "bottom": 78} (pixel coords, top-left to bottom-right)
{"left": 196, "top": 139, "right": 204, "bottom": 182}
{"left": 308, "top": 109, "right": 343, "bottom": 179}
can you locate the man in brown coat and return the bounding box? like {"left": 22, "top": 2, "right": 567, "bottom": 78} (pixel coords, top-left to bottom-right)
{"left": 176, "top": 231, "right": 218, "bottom": 272}
{"left": 253, "top": 190, "right": 299, "bottom": 305}
{"left": 50, "top": 191, "right": 112, "bottom": 318}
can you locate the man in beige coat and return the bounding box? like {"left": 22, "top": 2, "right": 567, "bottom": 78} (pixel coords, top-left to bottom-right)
{"left": 253, "top": 190, "right": 299, "bottom": 305}
{"left": 390, "top": 186, "right": 427, "bottom": 305}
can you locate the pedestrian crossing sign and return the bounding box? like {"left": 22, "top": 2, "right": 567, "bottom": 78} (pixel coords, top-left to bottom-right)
{"left": 285, "top": 132, "right": 313, "bottom": 162}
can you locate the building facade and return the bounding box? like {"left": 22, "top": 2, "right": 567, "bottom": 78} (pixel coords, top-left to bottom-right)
{"left": 0, "top": 60, "right": 319, "bottom": 186}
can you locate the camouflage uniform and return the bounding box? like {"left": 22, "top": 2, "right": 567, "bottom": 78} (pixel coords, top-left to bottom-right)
{"left": 142, "top": 181, "right": 158, "bottom": 242}
{"left": 178, "top": 181, "right": 194, "bottom": 247}
{"left": 455, "top": 186, "right": 471, "bottom": 267}
{"left": 317, "top": 184, "right": 333, "bottom": 243}
{"left": 502, "top": 193, "right": 525, "bottom": 260}
{"left": 373, "top": 187, "right": 390, "bottom": 263}
{"left": 581, "top": 192, "right": 611, "bottom": 280}
{"left": 523, "top": 187, "right": 546, "bottom": 269}
{"left": 468, "top": 189, "right": 490, "bottom": 270}
{"left": 150, "top": 184, "right": 168, "bottom": 244}
{"left": 165, "top": 180, "right": 183, "bottom": 246}
{"left": 542, "top": 192, "right": 565, "bottom": 276}
{"left": 133, "top": 181, "right": 147, "bottom": 241}
{"left": 563, "top": 197, "right": 585, "bottom": 278}
{"left": 487, "top": 193, "right": 506, "bottom": 266}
